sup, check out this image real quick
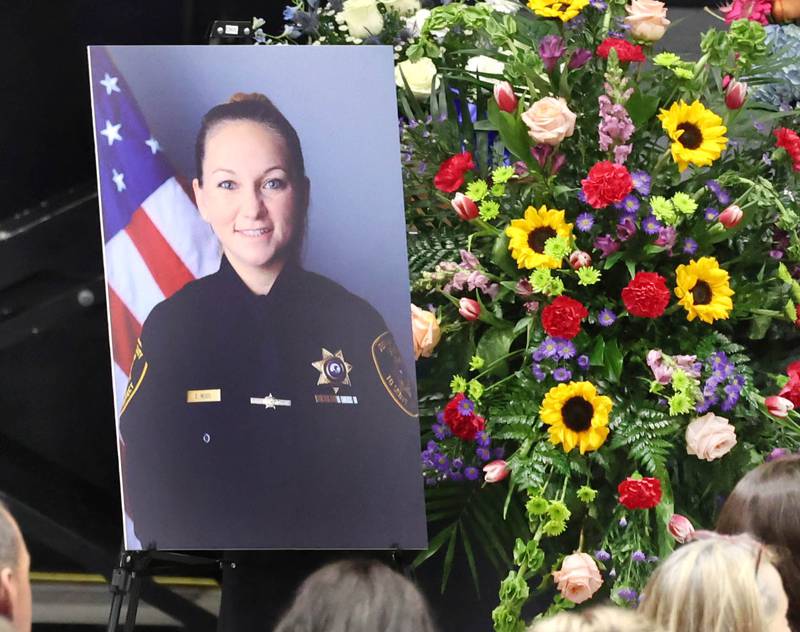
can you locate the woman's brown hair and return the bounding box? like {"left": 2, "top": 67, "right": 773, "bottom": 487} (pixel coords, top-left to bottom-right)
{"left": 717, "top": 454, "right": 800, "bottom": 631}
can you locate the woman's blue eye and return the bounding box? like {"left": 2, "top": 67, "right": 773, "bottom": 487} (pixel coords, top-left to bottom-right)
{"left": 218, "top": 180, "right": 236, "bottom": 190}
{"left": 263, "top": 178, "right": 285, "bottom": 191}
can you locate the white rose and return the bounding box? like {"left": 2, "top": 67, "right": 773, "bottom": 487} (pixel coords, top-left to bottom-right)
{"left": 382, "top": 0, "right": 421, "bottom": 16}
{"left": 405, "top": 8, "right": 448, "bottom": 40}
{"left": 465, "top": 55, "right": 506, "bottom": 85}
{"left": 395, "top": 57, "right": 440, "bottom": 99}
{"left": 339, "top": 0, "right": 384, "bottom": 38}
{"left": 484, "top": 0, "right": 522, "bottom": 13}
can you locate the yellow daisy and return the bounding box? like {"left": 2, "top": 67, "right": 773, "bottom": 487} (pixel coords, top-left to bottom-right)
{"left": 658, "top": 100, "right": 728, "bottom": 172}
{"left": 674, "top": 257, "right": 735, "bottom": 324}
{"left": 540, "top": 381, "right": 613, "bottom": 454}
{"left": 528, "top": 0, "right": 590, "bottom": 21}
{"left": 505, "top": 205, "right": 573, "bottom": 270}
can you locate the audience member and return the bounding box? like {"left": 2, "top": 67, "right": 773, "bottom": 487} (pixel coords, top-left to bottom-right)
{"left": 638, "top": 533, "right": 789, "bottom": 632}
{"left": 717, "top": 454, "right": 800, "bottom": 631}
{"left": 528, "top": 605, "right": 663, "bottom": 631}
{"left": 273, "top": 558, "right": 437, "bottom": 632}
{"left": 0, "top": 504, "right": 31, "bottom": 632}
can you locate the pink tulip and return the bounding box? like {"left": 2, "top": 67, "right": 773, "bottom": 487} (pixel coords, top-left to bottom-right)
{"left": 451, "top": 192, "right": 479, "bottom": 221}
{"left": 719, "top": 204, "right": 743, "bottom": 229}
{"left": 493, "top": 81, "right": 518, "bottom": 113}
{"left": 458, "top": 297, "right": 481, "bottom": 321}
{"left": 725, "top": 79, "right": 747, "bottom": 110}
{"left": 483, "top": 460, "right": 510, "bottom": 483}
{"left": 569, "top": 250, "right": 592, "bottom": 270}
{"left": 668, "top": 514, "right": 695, "bottom": 544}
{"left": 766, "top": 395, "right": 795, "bottom": 418}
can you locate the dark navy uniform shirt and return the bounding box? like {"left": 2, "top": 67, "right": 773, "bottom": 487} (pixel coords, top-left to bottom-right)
{"left": 119, "top": 257, "right": 427, "bottom": 550}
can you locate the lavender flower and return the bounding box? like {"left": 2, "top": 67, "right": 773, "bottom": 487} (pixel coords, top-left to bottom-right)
{"left": 598, "top": 309, "right": 617, "bottom": 327}
{"left": 553, "top": 367, "right": 572, "bottom": 382}
{"left": 631, "top": 550, "right": 647, "bottom": 563}
{"left": 568, "top": 48, "right": 593, "bottom": 69}
{"left": 476, "top": 447, "right": 491, "bottom": 462}
{"left": 619, "top": 517, "right": 628, "bottom": 527}
{"left": 704, "top": 207, "right": 719, "bottom": 222}
{"left": 458, "top": 397, "right": 475, "bottom": 416}
{"left": 464, "top": 466, "right": 480, "bottom": 480}
{"left": 642, "top": 214, "right": 663, "bottom": 235}
{"left": 683, "top": 238, "right": 698, "bottom": 255}
{"left": 435, "top": 454, "right": 450, "bottom": 472}
{"left": 616, "top": 216, "right": 637, "bottom": 242}
{"left": 595, "top": 550, "right": 611, "bottom": 562}
{"left": 590, "top": 0, "right": 607, "bottom": 8}
{"left": 655, "top": 226, "right": 677, "bottom": 251}
{"left": 539, "top": 35, "right": 566, "bottom": 72}
{"left": 432, "top": 423, "right": 448, "bottom": 440}
{"left": 577, "top": 189, "right": 588, "bottom": 204}
{"left": 766, "top": 448, "right": 790, "bottom": 462}
{"left": 532, "top": 364, "right": 547, "bottom": 382}
{"left": 576, "top": 212, "right": 596, "bottom": 232}
{"left": 618, "top": 588, "right": 638, "bottom": 603}
{"left": 556, "top": 339, "right": 577, "bottom": 360}
{"left": 621, "top": 194, "right": 640, "bottom": 214}
{"left": 595, "top": 234, "right": 620, "bottom": 257}
{"left": 577, "top": 354, "right": 590, "bottom": 370}
{"left": 492, "top": 446, "right": 506, "bottom": 459}
{"left": 476, "top": 431, "right": 491, "bottom": 448}
{"left": 598, "top": 94, "right": 635, "bottom": 164}
{"left": 539, "top": 338, "right": 560, "bottom": 359}
{"left": 631, "top": 171, "right": 651, "bottom": 196}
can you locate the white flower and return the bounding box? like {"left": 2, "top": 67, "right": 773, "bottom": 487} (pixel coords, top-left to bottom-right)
{"left": 395, "top": 57, "right": 440, "bottom": 99}
{"left": 483, "top": 0, "right": 522, "bottom": 14}
{"left": 405, "top": 8, "right": 448, "bottom": 40}
{"left": 465, "top": 55, "right": 506, "bottom": 85}
{"left": 339, "top": 0, "right": 384, "bottom": 38}
{"left": 382, "top": 0, "right": 421, "bottom": 16}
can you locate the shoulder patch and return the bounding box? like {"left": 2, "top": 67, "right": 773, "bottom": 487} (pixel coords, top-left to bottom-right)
{"left": 371, "top": 331, "right": 417, "bottom": 418}
{"left": 120, "top": 338, "right": 148, "bottom": 416}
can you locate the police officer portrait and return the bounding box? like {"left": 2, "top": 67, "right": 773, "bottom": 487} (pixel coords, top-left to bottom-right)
{"left": 89, "top": 45, "right": 427, "bottom": 551}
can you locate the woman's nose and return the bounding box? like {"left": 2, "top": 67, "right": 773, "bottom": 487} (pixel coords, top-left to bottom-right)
{"left": 240, "top": 188, "right": 267, "bottom": 219}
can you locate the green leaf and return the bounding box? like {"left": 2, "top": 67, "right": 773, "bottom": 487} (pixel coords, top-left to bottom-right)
{"left": 604, "top": 251, "right": 624, "bottom": 270}
{"left": 476, "top": 326, "right": 517, "bottom": 377}
{"left": 604, "top": 338, "right": 623, "bottom": 382}
{"left": 590, "top": 336, "right": 606, "bottom": 366}
{"left": 625, "top": 258, "right": 637, "bottom": 280}
{"left": 412, "top": 523, "right": 457, "bottom": 568}
{"left": 491, "top": 232, "right": 519, "bottom": 277}
{"left": 655, "top": 477, "right": 675, "bottom": 560}
{"left": 488, "top": 99, "right": 531, "bottom": 163}
{"left": 459, "top": 522, "right": 481, "bottom": 596}
{"left": 441, "top": 522, "right": 459, "bottom": 593}
{"left": 627, "top": 90, "right": 661, "bottom": 128}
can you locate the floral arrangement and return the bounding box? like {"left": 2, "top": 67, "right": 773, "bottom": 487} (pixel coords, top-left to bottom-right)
{"left": 260, "top": 0, "right": 800, "bottom": 628}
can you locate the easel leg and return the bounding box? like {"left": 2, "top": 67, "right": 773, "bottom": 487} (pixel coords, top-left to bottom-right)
{"left": 107, "top": 554, "right": 132, "bottom": 632}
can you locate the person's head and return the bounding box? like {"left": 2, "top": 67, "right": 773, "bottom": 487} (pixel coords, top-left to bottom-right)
{"left": 0, "top": 504, "right": 31, "bottom": 632}
{"left": 638, "top": 533, "right": 790, "bottom": 632}
{"left": 717, "top": 454, "right": 800, "bottom": 631}
{"left": 528, "top": 605, "right": 663, "bottom": 632}
{"left": 192, "top": 92, "right": 309, "bottom": 291}
{"left": 273, "top": 558, "right": 438, "bottom": 632}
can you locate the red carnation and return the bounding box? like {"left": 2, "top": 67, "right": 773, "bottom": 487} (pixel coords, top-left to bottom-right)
{"left": 621, "top": 272, "right": 671, "bottom": 318}
{"left": 779, "top": 362, "right": 800, "bottom": 408}
{"left": 541, "top": 296, "right": 589, "bottom": 340}
{"left": 581, "top": 161, "right": 634, "bottom": 209}
{"left": 434, "top": 151, "right": 476, "bottom": 193}
{"left": 774, "top": 128, "right": 800, "bottom": 172}
{"left": 618, "top": 477, "right": 662, "bottom": 510}
{"left": 596, "top": 38, "right": 646, "bottom": 63}
{"left": 442, "top": 393, "right": 486, "bottom": 441}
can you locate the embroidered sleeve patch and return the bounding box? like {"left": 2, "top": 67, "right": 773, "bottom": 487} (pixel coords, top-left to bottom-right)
{"left": 120, "top": 338, "right": 148, "bottom": 415}
{"left": 371, "top": 331, "right": 417, "bottom": 418}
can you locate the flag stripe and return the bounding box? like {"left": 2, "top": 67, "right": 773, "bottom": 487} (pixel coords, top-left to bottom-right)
{"left": 108, "top": 286, "right": 142, "bottom": 373}
{"left": 125, "top": 207, "right": 195, "bottom": 297}
{"left": 105, "top": 230, "right": 165, "bottom": 325}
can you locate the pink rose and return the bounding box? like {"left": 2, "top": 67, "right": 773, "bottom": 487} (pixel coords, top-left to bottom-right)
{"left": 410, "top": 304, "right": 441, "bottom": 360}
{"left": 552, "top": 553, "right": 603, "bottom": 604}
{"left": 494, "top": 81, "right": 518, "bottom": 113}
{"left": 451, "top": 192, "right": 479, "bottom": 221}
{"left": 685, "top": 412, "right": 737, "bottom": 461}
{"left": 483, "top": 460, "right": 510, "bottom": 483}
{"left": 719, "top": 204, "right": 743, "bottom": 228}
{"left": 521, "top": 97, "right": 577, "bottom": 146}
{"left": 765, "top": 395, "right": 794, "bottom": 418}
{"left": 624, "top": 0, "right": 670, "bottom": 42}
{"left": 668, "top": 514, "right": 695, "bottom": 544}
{"left": 458, "top": 297, "right": 481, "bottom": 321}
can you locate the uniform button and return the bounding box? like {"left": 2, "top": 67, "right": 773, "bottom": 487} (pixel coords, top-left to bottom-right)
{"left": 202, "top": 433, "right": 211, "bottom": 444}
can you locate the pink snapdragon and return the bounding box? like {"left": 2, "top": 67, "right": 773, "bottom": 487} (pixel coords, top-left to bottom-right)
{"left": 598, "top": 92, "right": 635, "bottom": 164}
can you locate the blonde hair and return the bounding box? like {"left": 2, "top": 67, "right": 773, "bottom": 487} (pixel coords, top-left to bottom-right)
{"left": 528, "top": 605, "right": 663, "bottom": 632}
{"left": 637, "top": 533, "right": 780, "bottom": 632}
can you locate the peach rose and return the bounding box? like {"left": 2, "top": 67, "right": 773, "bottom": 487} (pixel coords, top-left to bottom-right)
{"left": 410, "top": 304, "right": 441, "bottom": 360}
{"left": 624, "top": 0, "right": 670, "bottom": 42}
{"left": 521, "top": 97, "right": 577, "bottom": 146}
{"left": 685, "top": 412, "right": 737, "bottom": 461}
{"left": 552, "top": 553, "right": 603, "bottom": 604}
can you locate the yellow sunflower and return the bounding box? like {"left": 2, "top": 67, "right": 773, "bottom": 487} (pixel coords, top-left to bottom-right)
{"left": 505, "top": 205, "right": 573, "bottom": 270}
{"left": 674, "top": 257, "right": 735, "bottom": 323}
{"left": 657, "top": 100, "right": 728, "bottom": 172}
{"left": 528, "top": 0, "right": 589, "bottom": 21}
{"left": 540, "top": 381, "right": 613, "bottom": 454}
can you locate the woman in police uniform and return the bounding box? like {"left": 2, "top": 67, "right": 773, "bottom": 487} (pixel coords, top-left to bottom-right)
{"left": 119, "top": 93, "right": 425, "bottom": 556}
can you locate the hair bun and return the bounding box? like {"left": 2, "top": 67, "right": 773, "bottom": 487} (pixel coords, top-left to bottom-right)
{"left": 228, "top": 92, "right": 272, "bottom": 105}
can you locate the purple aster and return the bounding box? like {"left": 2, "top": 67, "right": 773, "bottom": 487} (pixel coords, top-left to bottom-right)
{"left": 492, "top": 446, "right": 506, "bottom": 459}
{"left": 616, "top": 216, "right": 637, "bottom": 242}
{"left": 594, "top": 234, "right": 620, "bottom": 257}
{"left": 704, "top": 207, "right": 719, "bottom": 222}
{"left": 598, "top": 309, "right": 617, "bottom": 327}
{"left": 576, "top": 212, "right": 595, "bottom": 232}
{"left": 717, "top": 189, "right": 731, "bottom": 205}
{"left": 539, "top": 35, "right": 566, "bottom": 72}
{"left": 683, "top": 238, "right": 698, "bottom": 255}
{"left": 706, "top": 179, "right": 722, "bottom": 197}
{"left": 577, "top": 189, "right": 588, "bottom": 204}
{"left": 568, "top": 48, "right": 593, "bottom": 70}
{"left": 770, "top": 250, "right": 785, "bottom": 259}
{"left": 721, "top": 395, "right": 739, "bottom": 412}
{"left": 464, "top": 466, "right": 480, "bottom": 480}
{"left": 448, "top": 470, "right": 464, "bottom": 482}
{"left": 532, "top": 364, "right": 547, "bottom": 382}
{"left": 553, "top": 367, "right": 572, "bottom": 382}
{"left": 642, "top": 214, "right": 663, "bottom": 235}
{"left": 577, "top": 354, "right": 590, "bottom": 370}
{"left": 426, "top": 440, "right": 439, "bottom": 452}
{"left": 556, "top": 339, "right": 577, "bottom": 360}
{"left": 595, "top": 550, "right": 611, "bottom": 562}
{"left": 619, "top": 517, "right": 628, "bottom": 527}
{"left": 435, "top": 454, "right": 450, "bottom": 472}
{"left": 631, "top": 550, "right": 647, "bottom": 563}
{"left": 432, "top": 423, "right": 448, "bottom": 440}
{"left": 618, "top": 588, "right": 638, "bottom": 603}
{"left": 424, "top": 476, "right": 439, "bottom": 487}
{"left": 458, "top": 397, "right": 475, "bottom": 416}
{"left": 452, "top": 457, "right": 464, "bottom": 470}
{"left": 476, "top": 431, "right": 491, "bottom": 448}
{"left": 476, "top": 447, "right": 491, "bottom": 462}
{"left": 590, "top": 0, "right": 607, "bottom": 7}
{"left": 621, "top": 194, "right": 640, "bottom": 214}
{"left": 540, "top": 338, "right": 560, "bottom": 359}
{"left": 766, "top": 448, "right": 790, "bottom": 462}
{"left": 532, "top": 346, "right": 546, "bottom": 362}
{"left": 631, "top": 171, "right": 651, "bottom": 196}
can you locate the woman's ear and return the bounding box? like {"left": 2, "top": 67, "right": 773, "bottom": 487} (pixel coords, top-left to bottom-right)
{"left": 192, "top": 178, "right": 208, "bottom": 222}
{"left": 0, "top": 567, "right": 15, "bottom": 620}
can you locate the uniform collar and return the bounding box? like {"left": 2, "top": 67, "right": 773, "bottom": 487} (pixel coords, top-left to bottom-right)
{"left": 216, "top": 255, "right": 305, "bottom": 305}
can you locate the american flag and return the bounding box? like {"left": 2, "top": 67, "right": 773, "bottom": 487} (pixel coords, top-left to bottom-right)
{"left": 89, "top": 46, "right": 220, "bottom": 413}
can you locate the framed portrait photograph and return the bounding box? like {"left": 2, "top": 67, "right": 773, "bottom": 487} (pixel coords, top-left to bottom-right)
{"left": 88, "top": 44, "right": 426, "bottom": 551}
